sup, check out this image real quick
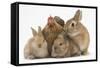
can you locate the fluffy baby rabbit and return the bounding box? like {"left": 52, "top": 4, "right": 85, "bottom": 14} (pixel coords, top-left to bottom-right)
{"left": 54, "top": 16, "right": 65, "bottom": 27}
{"left": 51, "top": 31, "right": 81, "bottom": 58}
{"left": 64, "top": 10, "right": 90, "bottom": 55}
{"left": 42, "top": 16, "right": 63, "bottom": 55}
{"left": 24, "top": 26, "right": 49, "bottom": 59}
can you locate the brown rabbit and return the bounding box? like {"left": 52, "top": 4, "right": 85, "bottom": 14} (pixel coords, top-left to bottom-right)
{"left": 24, "top": 26, "right": 49, "bottom": 59}
{"left": 54, "top": 16, "right": 65, "bottom": 27}
{"left": 64, "top": 10, "right": 90, "bottom": 55}
{"left": 51, "top": 31, "right": 81, "bottom": 58}
{"left": 42, "top": 16, "right": 63, "bottom": 55}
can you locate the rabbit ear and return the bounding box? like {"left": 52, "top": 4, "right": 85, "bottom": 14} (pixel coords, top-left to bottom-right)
{"left": 38, "top": 26, "right": 41, "bottom": 33}
{"left": 54, "top": 16, "right": 65, "bottom": 27}
{"left": 31, "top": 27, "right": 37, "bottom": 36}
{"left": 38, "top": 26, "right": 43, "bottom": 36}
{"left": 73, "top": 10, "right": 82, "bottom": 21}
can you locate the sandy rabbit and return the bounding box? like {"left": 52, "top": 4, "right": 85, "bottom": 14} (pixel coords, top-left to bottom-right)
{"left": 24, "top": 26, "right": 49, "bottom": 59}
{"left": 64, "top": 10, "right": 90, "bottom": 55}
{"left": 51, "top": 31, "right": 81, "bottom": 58}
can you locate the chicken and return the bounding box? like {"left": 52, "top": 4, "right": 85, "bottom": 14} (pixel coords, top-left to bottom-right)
{"left": 42, "top": 16, "right": 63, "bottom": 56}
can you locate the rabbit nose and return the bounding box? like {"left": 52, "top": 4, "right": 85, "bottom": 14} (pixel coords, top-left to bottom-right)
{"left": 38, "top": 44, "right": 41, "bottom": 48}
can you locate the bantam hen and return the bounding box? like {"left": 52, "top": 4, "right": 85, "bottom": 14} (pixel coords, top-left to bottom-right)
{"left": 42, "top": 16, "right": 63, "bottom": 56}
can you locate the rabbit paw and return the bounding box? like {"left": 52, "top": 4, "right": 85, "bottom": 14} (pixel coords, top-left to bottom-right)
{"left": 81, "top": 50, "right": 88, "bottom": 55}
{"left": 25, "top": 55, "right": 35, "bottom": 59}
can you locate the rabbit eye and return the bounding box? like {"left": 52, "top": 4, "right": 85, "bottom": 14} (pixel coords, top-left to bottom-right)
{"left": 59, "top": 43, "right": 63, "bottom": 46}
{"left": 71, "top": 23, "right": 74, "bottom": 27}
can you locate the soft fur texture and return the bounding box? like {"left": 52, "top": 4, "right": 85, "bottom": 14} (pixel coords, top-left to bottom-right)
{"left": 24, "top": 26, "right": 49, "bottom": 59}
{"left": 54, "top": 16, "right": 65, "bottom": 27}
{"left": 51, "top": 31, "right": 81, "bottom": 58}
{"left": 64, "top": 10, "right": 90, "bottom": 55}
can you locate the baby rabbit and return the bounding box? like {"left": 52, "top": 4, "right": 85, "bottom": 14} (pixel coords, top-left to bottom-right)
{"left": 51, "top": 31, "right": 81, "bottom": 58}
{"left": 42, "top": 16, "right": 63, "bottom": 55}
{"left": 64, "top": 10, "right": 90, "bottom": 55}
{"left": 24, "top": 26, "right": 49, "bottom": 59}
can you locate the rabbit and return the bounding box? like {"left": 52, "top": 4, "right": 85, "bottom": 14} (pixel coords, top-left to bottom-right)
{"left": 24, "top": 26, "right": 49, "bottom": 59}
{"left": 54, "top": 16, "right": 65, "bottom": 27}
{"left": 64, "top": 10, "right": 90, "bottom": 55}
{"left": 51, "top": 31, "right": 81, "bottom": 58}
{"left": 42, "top": 16, "right": 63, "bottom": 56}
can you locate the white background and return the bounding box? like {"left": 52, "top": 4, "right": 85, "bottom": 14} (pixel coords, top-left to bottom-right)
{"left": 0, "top": 0, "right": 100, "bottom": 68}
{"left": 19, "top": 4, "right": 96, "bottom": 64}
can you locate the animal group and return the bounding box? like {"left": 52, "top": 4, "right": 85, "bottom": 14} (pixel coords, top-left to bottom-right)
{"left": 24, "top": 10, "right": 90, "bottom": 59}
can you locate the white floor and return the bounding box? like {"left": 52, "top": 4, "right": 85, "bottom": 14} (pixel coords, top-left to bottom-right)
{"left": 19, "top": 52, "right": 96, "bottom": 64}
